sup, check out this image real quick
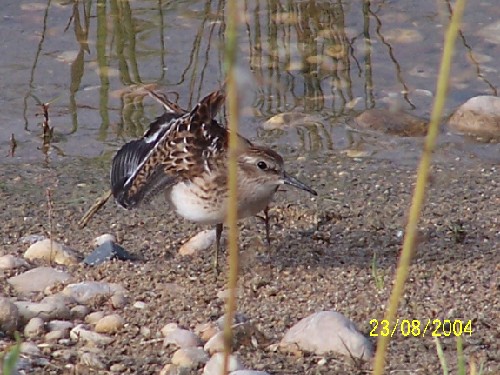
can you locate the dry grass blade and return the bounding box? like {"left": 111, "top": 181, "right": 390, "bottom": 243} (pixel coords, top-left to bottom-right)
{"left": 372, "top": 0, "right": 467, "bottom": 373}
{"left": 222, "top": 0, "right": 240, "bottom": 373}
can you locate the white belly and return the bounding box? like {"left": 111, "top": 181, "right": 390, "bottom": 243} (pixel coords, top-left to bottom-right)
{"left": 169, "top": 182, "right": 227, "bottom": 225}
{"left": 168, "top": 179, "right": 278, "bottom": 225}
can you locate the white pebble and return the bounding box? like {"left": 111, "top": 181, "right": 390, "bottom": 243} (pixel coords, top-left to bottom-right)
{"left": 203, "top": 331, "right": 225, "bottom": 354}
{"left": 163, "top": 327, "right": 201, "bottom": 349}
{"left": 7, "top": 267, "right": 71, "bottom": 294}
{"left": 179, "top": 229, "right": 216, "bottom": 256}
{"left": 203, "top": 353, "right": 244, "bottom": 375}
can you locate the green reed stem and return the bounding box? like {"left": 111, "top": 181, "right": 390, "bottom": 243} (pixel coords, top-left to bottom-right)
{"left": 372, "top": 0, "right": 466, "bottom": 373}
{"left": 222, "top": 0, "right": 240, "bottom": 374}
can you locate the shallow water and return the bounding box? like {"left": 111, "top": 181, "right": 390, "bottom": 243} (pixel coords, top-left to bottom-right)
{"left": 1, "top": 0, "right": 499, "bottom": 164}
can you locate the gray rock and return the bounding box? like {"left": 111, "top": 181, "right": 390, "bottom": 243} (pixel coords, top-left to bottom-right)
{"left": 14, "top": 300, "right": 71, "bottom": 323}
{"left": 24, "top": 239, "right": 80, "bottom": 265}
{"left": 62, "top": 281, "right": 125, "bottom": 304}
{"left": 163, "top": 324, "right": 201, "bottom": 349}
{"left": 83, "top": 241, "right": 135, "bottom": 265}
{"left": 24, "top": 317, "right": 45, "bottom": 338}
{"left": 449, "top": 96, "right": 500, "bottom": 139}
{"left": 20, "top": 341, "right": 42, "bottom": 357}
{"left": 0, "top": 254, "right": 29, "bottom": 270}
{"left": 7, "top": 267, "right": 71, "bottom": 294}
{"left": 203, "top": 353, "right": 244, "bottom": 375}
{"left": 0, "top": 297, "right": 19, "bottom": 334}
{"left": 280, "top": 311, "right": 373, "bottom": 360}
{"left": 230, "top": 371, "right": 270, "bottom": 375}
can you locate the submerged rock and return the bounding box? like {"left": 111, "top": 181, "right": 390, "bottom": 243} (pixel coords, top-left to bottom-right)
{"left": 353, "top": 108, "right": 428, "bottom": 137}
{"left": 448, "top": 96, "right": 500, "bottom": 139}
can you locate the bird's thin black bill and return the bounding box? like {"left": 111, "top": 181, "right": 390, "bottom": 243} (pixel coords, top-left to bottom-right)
{"left": 283, "top": 172, "right": 317, "bottom": 196}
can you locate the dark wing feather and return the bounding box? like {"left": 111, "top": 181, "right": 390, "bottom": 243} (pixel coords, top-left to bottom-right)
{"left": 110, "top": 138, "right": 176, "bottom": 208}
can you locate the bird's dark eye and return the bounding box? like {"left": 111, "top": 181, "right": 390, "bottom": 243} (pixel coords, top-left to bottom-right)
{"left": 257, "top": 161, "right": 268, "bottom": 170}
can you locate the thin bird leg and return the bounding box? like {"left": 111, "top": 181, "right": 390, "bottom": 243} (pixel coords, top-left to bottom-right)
{"left": 214, "top": 223, "right": 223, "bottom": 274}
{"left": 264, "top": 206, "right": 271, "bottom": 247}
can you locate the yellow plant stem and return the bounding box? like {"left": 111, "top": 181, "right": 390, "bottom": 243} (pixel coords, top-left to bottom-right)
{"left": 223, "top": 0, "right": 240, "bottom": 374}
{"left": 372, "top": 0, "right": 467, "bottom": 373}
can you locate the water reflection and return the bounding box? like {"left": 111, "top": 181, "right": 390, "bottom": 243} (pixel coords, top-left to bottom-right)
{"left": 15, "top": 0, "right": 499, "bottom": 160}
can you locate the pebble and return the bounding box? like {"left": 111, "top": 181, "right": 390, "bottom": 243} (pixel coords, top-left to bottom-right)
{"left": 163, "top": 325, "right": 201, "bottom": 348}
{"left": 110, "top": 293, "right": 129, "bottom": 309}
{"left": 79, "top": 350, "right": 106, "bottom": 369}
{"left": 353, "top": 108, "right": 428, "bottom": 137}
{"left": 448, "top": 96, "right": 500, "bottom": 139}
{"left": 20, "top": 341, "right": 42, "bottom": 357}
{"left": 171, "top": 347, "right": 210, "bottom": 369}
{"left": 0, "top": 297, "right": 19, "bottom": 334}
{"left": 0, "top": 254, "right": 29, "bottom": 270}
{"left": 14, "top": 300, "right": 71, "bottom": 322}
{"left": 62, "top": 281, "right": 125, "bottom": 304}
{"left": 47, "top": 320, "right": 74, "bottom": 332}
{"left": 203, "top": 353, "right": 244, "bottom": 375}
{"left": 262, "top": 112, "right": 323, "bottom": 131}
{"left": 51, "top": 349, "right": 74, "bottom": 361}
{"left": 178, "top": 229, "right": 216, "bottom": 256}
{"left": 85, "top": 311, "right": 106, "bottom": 324}
{"left": 477, "top": 21, "right": 500, "bottom": 44}
{"left": 95, "top": 314, "right": 125, "bottom": 334}
{"left": 94, "top": 234, "right": 116, "bottom": 246}
{"left": 7, "top": 267, "right": 71, "bottom": 294}
{"left": 45, "top": 330, "right": 68, "bottom": 342}
{"left": 230, "top": 371, "right": 270, "bottom": 375}
{"left": 280, "top": 311, "right": 373, "bottom": 360}
{"left": 110, "top": 363, "right": 127, "bottom": 372}
{"left": 216, "top": 312, "right": 248, "bottom": 330}
{"left": 195, "top": 322, "right": 219, "bottom": 342}
{"left": 70, "top": 324, "right": 114, "bottom": 345}
{"left": 24, "top": 317, "right": 45, "bottom": 338}
{"left": 203, "top": 331, "right": 225, "bottom": 354}
{"left": 24, "top": 239, "right": 80, "bottom": 265}
{"left": 133, "top": 301, "right": 146, "bottom": 309}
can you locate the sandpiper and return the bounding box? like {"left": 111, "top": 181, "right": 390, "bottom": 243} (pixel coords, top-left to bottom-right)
{"left": 110, "top": 89, "right": 317, "bottom": 268}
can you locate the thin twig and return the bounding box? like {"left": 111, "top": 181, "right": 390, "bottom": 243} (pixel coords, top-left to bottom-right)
{"left": 78, "top": 189, "right": 113, "bottom": 228}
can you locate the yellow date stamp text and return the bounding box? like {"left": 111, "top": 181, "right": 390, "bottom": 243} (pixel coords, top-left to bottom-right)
{"left": 369, "top": 318, "right": 473, "bottom": 338}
